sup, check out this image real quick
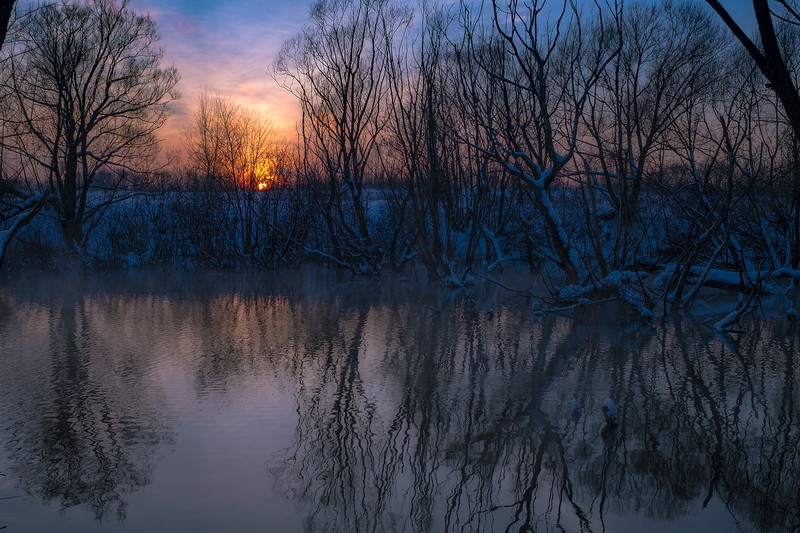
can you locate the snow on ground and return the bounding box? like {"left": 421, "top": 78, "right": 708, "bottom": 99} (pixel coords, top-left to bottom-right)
{"left": 2, "top": 188, "right": 799, "bottom": 330}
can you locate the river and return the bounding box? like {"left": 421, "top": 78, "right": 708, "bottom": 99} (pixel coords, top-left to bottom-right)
{"left": 0, "top": 268, "right": 797, "bottom": 532}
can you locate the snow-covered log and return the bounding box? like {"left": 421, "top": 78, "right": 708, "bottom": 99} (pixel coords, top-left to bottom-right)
{"left": 441, "top": 255, "right": 473, "bottom": 288}
{"left": 654, "top": 264, "right": 781, "bottom": 294}
{"left": 712, "top": 292, "right": 758, "bottom": 334}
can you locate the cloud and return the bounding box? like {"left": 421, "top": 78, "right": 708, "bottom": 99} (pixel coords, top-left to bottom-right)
{"left": 172, "top": 14, "right": 197, "bottom": 36}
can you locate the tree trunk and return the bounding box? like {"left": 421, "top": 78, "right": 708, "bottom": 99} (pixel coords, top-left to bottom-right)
{"left": 0, "top": 0, "right": 14, "bottom": 50}
{"left": 61, "top": 148, "right": 81, "bottom": 250}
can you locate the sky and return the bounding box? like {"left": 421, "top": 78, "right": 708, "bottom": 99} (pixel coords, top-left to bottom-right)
{"left": 29, "top": 0, "right": 753, "bottom": 157}
{"left": 127, "top": 0, "right": 315, "bottom": 154}
{"left": 127, "top": 0, "right": 755, "bottom": 152}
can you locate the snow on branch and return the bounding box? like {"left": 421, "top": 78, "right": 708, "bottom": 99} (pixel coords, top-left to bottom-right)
{"left": 654, "top": 264, "right": 782, "bottom": 295}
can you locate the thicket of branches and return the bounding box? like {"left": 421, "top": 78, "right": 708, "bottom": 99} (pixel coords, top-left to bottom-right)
{"left": 2, "top": 0, "right": 800, "bottom": 326}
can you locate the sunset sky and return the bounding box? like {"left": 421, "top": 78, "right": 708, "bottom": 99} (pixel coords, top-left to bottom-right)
{"left": 127, "top": 0, "right": 314, "bottom": 153}
{"left": 118, "top": 0, "right": 755, "bottom": 155}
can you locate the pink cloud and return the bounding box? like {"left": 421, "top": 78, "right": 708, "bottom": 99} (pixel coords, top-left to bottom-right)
{"left": 173, "top": 14, "right": 197, "bottom": 35}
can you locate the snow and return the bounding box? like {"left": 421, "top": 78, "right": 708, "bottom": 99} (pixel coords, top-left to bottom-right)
{"left": 570, "top": 398, "right": 581, "bottom": 415}
{"left": 2, "top": 186, "right": 799, "bottom": 333}
{"left": 602, "top": 398, "right": 618, "bottom": 426}
{"left": 654, "top": 265, "right": 778, "bottom": 294}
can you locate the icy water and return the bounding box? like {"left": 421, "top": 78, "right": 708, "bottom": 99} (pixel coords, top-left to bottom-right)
{"left": 0, "top": 269, "right": 797, "bottom": 533}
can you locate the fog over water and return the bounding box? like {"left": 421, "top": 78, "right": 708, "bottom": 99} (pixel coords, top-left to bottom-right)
{"left": 0, "top": 269, "right": 797, "bottom": 532}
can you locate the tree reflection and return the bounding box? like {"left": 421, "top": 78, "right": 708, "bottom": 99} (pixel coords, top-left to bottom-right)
{"left": 276, "top": 301, "right": 382, "bottom": 531}
{"left": 0, "top": 288, "right": 172, "bottom": 521}
{"left": 271, "top": 294, "right": 800, "bottom": 532}
{"left": 2, "top": 272, "right": 797, "bottom": 531}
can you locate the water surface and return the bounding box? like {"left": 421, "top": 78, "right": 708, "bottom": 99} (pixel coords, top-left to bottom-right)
{"left": 0, "top": 269, "right": 797, "bottom": 532}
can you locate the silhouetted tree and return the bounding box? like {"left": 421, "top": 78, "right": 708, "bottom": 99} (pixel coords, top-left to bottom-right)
{"left": 0, "top": 0, "right": 13, "bottom": 51}
{"left": 274, "top": 0, "right": 411, "bottom": 274}
{"left": 185, "top": 91, "right": 276, "bottom": 259}
{"left": 0, "top": 0, "right": 49, "bottom": 268}
{"left": 463, "top": 0, "right": 620, "bottom": 283}
{"left": 705, "top": 0, "right": 800, "bottom": 147}
{"left": 0, "top": 0, "right": 179, "bottom": 251}
{"left": 581, "top": 2, "right": 724, "bottom": 273}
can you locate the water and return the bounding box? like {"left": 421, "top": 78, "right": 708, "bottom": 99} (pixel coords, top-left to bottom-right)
{"left": 0, "top": 269, "right": 797, "bottom": 532}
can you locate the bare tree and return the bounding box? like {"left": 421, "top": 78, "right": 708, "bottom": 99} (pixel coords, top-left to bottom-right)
{"left": 185, "top": 91, "right": 280, "bottom": 262}
{"left": 274, "top": 0, "right": 411, "bottom": 274}
{"left": 0, "top": 0, "right": 179, "bottom": 252}
{"left": 385, "top": 4, "right": 486, "bottom": 283}
{"left": 580, "top": 2, "right": 724, "bottom": 274}
{"left": 757, "top": 23, "right": 800, "bottom": 269}
{"left": 0, "top": 0, "right": 13, "bottom": 51}
{"left": 705, "top": 0, "right": 800, "bottom": 146}
{"left": 0, "top": 0, "right": 49, "bottom": 268}
{"left": 463, "top": 0, "right": 620, "bottom": 284}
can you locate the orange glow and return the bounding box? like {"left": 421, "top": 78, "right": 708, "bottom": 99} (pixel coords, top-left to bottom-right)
{"left": 253, "top": 158, "right": 277, "bottom": 190}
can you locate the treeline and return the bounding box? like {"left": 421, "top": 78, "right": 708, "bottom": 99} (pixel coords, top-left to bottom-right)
{"left": 1, "top": 0, "right": 800, "bottom": 325}
{"left": 267, "top": 0, "right": 800, "bottom": 298}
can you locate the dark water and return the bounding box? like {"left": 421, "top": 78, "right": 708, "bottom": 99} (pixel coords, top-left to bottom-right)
{"left": 0, "top": 269, "right": 797, "bottom": 533}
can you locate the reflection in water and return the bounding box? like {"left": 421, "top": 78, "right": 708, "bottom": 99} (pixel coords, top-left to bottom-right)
{"left": 0, "top": 286, "right": 173, "bottom": 521}
{"left": 0, "top": 269, "right": 798, "bottom": 532}
{"left": 268, "top": 295, "right": 800, "bottom": 532}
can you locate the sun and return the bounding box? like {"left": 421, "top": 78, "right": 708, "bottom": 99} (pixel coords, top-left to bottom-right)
{"left": 253, "top": 159, "right": 276, "bottom": 190}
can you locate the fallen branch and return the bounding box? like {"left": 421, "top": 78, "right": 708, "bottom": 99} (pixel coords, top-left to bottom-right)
{"left": 559, "top": 270, "right": 653, "bottom": 317}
